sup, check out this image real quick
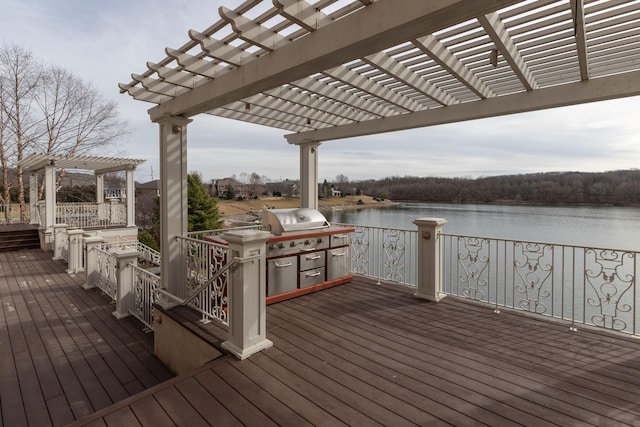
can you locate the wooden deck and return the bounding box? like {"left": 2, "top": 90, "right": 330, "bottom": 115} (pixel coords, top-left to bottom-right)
{"left": 3, "top": 249, "right": 640, "bottom": 426}
{"left": 0, "top": 249, "right": 173, "bottom": 426}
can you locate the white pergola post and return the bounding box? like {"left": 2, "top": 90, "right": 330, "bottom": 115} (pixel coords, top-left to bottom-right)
{"left": 125, "top": 167, "right": 136, "bottom": 227}
{"left": 413, "top": 218, "right": 448, "bottom": 303}
{"left": 157, "top": 116, "right": 192, "bottom": 297}
{"left": 222, "top": 229, "right": 273, "bottom": 360}
{"left": 297, "top": 140, "right": 321, "bottom": 209}
{"left": 29, "top": 172, "right": 38, "bottom": 225}
{"left": 44, "top": 163, "right": 57, "bottom": 246}
{"left": 96, "top": 173, "right": 104, "bottom": 203}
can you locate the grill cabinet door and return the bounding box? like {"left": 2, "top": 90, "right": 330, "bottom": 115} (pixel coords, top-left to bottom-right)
{"left": 267, "top": 256, "right": 298, "bottom": 296}
{"left": 327, "top": 247, "right": 350, "bottom": 281}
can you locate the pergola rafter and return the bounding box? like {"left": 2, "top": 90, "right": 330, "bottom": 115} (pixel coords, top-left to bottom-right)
{"left": 120, "top": 0, "right": 640, "bottom": 143}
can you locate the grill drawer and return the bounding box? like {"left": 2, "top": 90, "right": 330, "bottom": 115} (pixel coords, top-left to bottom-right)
{"left": 330, "top": 232, "right": 350, "bottom": 247}
{"left": 299, "top": 250, "right": 325, "bottom": 271}
{"left": 300, "top": 267, "right": 325, "bottom": 288}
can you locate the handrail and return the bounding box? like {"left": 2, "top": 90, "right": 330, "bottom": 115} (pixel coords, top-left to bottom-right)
{"left": 181, "top": 258, "right": 239, "bottom": 307}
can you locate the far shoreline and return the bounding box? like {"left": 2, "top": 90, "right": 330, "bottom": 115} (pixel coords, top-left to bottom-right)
{"left": 217, "top": 195, "right": 398, "bottom": 226}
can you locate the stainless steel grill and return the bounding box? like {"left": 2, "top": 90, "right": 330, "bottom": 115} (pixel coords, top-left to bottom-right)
{"left": 260, "top": 208, "right": 352, "bottom": 302}
{"left": 262, "top": 208, "right": 330, "bottom": 235}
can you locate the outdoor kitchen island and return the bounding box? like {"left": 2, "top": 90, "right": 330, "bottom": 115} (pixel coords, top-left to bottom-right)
{"left": 262, "top": 208, "right": 354, "bottom": 304}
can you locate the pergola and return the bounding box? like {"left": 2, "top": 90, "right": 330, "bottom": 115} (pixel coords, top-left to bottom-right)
{"left": 120, "top": 0, "right": 640, "bottom": 296}
{"left": 20, "top": 153, "right": 145, "bottom": 247}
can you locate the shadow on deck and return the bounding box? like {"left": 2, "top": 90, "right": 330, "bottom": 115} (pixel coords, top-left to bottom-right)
{"left": 3, "top": 249, "right": 640, "bottom": 426}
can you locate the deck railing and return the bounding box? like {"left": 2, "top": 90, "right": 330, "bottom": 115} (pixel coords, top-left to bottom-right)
{"left": 101, "top": 235, "right": 161, "bottom": 266}
{"left": 56, "top": 202, "right": 126, "bottom": 228}
{"left": 186, "top": 224, "right": 263, "bottom": 241}
{"left": 441, "top": 233, "right": 640, "bottom": 335}
{"left": 93, "top": 247, "right": 118, "bottom": 300}
{"left": 334, "top": 223, "right": 418, "bottom": 287}
{"left": 175, "top": 235, "right": 230, "bottom": 326}
{"left": 130, "top": 264, "right": 161, "bottom": 331}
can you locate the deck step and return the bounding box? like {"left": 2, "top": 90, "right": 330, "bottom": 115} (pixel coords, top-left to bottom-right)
{"left": 0, "top": 227, "right": 40, "bottom": 252}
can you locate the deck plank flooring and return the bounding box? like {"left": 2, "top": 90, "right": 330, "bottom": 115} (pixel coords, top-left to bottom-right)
{"left": 0, "top": 249, "right": 173, "bottom": 426}
{"left": 3, "top": 248, "right": 640, "bottom": 426}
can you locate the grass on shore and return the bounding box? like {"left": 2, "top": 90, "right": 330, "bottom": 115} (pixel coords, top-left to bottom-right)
{"left": 217, "top": 195, "right": 393, "bottom": 218}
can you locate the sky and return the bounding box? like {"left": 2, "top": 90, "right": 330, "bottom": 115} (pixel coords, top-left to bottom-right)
{"left": 1, "top": 0, "right": 639, "bottom": 184}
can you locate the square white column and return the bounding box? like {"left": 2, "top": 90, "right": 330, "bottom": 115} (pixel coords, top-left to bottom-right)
{"left": 157, "top": 116, "right": 192, "bottom": 297}
{"left": 297, "top": 140, "right": 321, "bottom": 210}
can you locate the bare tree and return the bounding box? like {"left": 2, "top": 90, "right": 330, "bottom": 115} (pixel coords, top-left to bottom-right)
{"left": 0, "top": 44, "right": 43, "bottom": 221}
{"left": 33, "top": 66, "right": 128, "bottom": 197}
{"left": 0, "top": 43, "right": 129, "bottom": 219}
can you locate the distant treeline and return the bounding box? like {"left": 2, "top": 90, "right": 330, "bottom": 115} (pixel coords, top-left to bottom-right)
{"left": 355, "top": 170, "right": 640, "bottom": 206}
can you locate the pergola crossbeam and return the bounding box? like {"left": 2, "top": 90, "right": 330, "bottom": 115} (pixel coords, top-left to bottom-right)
{"left": 286, "top": 70, "right": 640, "bottom": 143}
{"left": 478, "top": 12, "right": 539, "bottom": 91}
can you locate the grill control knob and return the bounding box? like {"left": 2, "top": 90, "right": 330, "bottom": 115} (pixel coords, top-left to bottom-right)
{"left": 278, "top": 243, "right": 285, "bottom": 249}
{"left": 269, "top": 243, "right": 277, "bottom": 250}
{"left": 304, "top": 240, "right": 310, "bottom": 245}
{"left": 290, "top": 241, "right": 296, "bottom": 247}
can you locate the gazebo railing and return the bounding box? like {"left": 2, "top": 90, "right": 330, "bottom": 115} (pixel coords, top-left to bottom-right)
{"left": 56, "top": 202, "right": 126, "bottom": 228}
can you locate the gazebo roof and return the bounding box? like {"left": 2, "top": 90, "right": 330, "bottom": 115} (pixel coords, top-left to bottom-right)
{"left": 20, "top": 153, "right": 145, "bottom": 174}
{"left": 120, "top": 0, "right": 640, "bottom": 143}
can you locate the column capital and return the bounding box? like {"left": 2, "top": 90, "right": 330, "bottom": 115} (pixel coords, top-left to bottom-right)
{"left": 292, "top": 139, "right": 322, "bottom": 148}
{"left": 154, "top": 115, "right": 193, "bottom": 126}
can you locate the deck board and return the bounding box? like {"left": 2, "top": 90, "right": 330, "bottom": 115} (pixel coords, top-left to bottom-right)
{"left": 4, "top": 249, "right": 640, "bottom": 426}
{"left": 0, "top": 250, "right": 174, "bottom": 426}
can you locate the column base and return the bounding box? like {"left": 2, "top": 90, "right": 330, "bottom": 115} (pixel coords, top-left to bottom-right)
{"left": 112, "top": 310, "right": 131, "bottom": 320}
{"left": 414, "top": 291, "right": 447, "bottom": 303}
{"left": 222, "top": 338, "right": 273, "bottom": 360}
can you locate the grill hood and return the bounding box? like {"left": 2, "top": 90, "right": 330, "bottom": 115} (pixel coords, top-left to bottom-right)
{"left": 262, "top": 208, "right": 330, "bottom": 235}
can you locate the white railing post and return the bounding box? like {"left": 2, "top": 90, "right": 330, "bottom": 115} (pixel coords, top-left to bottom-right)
{"left": 413, "top": 218, "right": 448, "bottom": 302}
{"left": 67, "top": 229, "right": 85, "bottom": 274}
{"left": 222, "top": 229, "right": 273, "bottom": 360}
{"left": 52, "top": 224, "right": 68, "bottom": 259}
{"left": 84, "top": 236, "right": 105, "bottom": 290}
{"left": 112, "top": 248, "right": 139, "bottom": 319}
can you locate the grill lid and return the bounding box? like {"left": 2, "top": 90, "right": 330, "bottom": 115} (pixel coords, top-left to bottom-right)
{"left": 262, "top": 208, "right": 330, "bottom": 235}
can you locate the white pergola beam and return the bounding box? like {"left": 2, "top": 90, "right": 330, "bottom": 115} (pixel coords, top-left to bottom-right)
{"left": 148, "top": 0, "right": 522, "bottom": 121}
{"left": 364, "top": 51, "right": 459, "bottom": 106}
{"left": 571, "top": 0, "right": 589, "bottom": 80}
{"left": 274, "top": 0, "right": 333, "bottom": 32}
{"left": 286, "top": 70, "right": 640, "bottom": 143}
{"left": 478, "top": 12, "right": 539, "bottom": 91}
{"left": 323, "top": 66, "right": 424, "bottom": 113}
{"left": 413, "top": 34, "right": 496, "bottom": 99}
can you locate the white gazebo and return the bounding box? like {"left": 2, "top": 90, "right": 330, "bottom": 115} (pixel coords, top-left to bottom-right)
{"left": 20, "top": 153, "right": 145, "bottom": 250}
{"left": 120, "top": 0, "right": 640, "bottom": 358}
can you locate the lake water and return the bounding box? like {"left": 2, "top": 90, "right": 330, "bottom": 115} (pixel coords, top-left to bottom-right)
{"left": 326, "top": 202, "right": 640, "bottom": 251}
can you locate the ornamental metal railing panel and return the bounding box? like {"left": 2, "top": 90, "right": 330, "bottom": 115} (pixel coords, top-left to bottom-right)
{"left": 130, "top": 264, "right": 161, "bottom": 332}
{"left": 56, "top": 202, "right": 126, "bottom": 228}
{"left": 176, "top": 235, "right": 230, "bottom": 326}
{"left": 441, "top": 234, "right": 640, "bottom": 335}
{"left": 334, "top": 223, "right": 418, "bottom": 287}
{"left": 102, "top": 236, "right": 161, "bottom": 266}
{"left": 94, "top": 247, "right": 118, "bottom": 301}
